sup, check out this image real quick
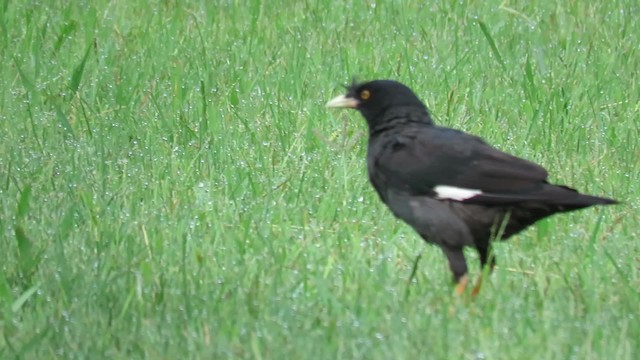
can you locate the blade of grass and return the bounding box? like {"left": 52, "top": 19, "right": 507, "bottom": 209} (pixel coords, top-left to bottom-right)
{"left": 199, "top": 79, "right": 208, "bottom": 144}
{"left": 586, "top": 213, "right": 604, "bottom": 264}
{"left": 404, "top": 253, "right": 422, "bottom": 300}
{"left": 477, "top": 20, "right": 506, "bottom": 71}
{"left": 11, "top": 284, "right": 39, "bottom": 313}
{"left": 16, "top": 185, "right": 31, "bottom": 220}
{"left": 69, "top": 44, "right": 92, "bottom": 99}
{"left": 53, "top": 102, "right": 76, "bottom": 139}
{"left": 13, "top": 57, "right": 40, "bottom": 104}
{"left": 602, "top": 248, "right": 635, "bottom": 293}
{"left": 0, "top": 0, "right": 8, "bottom": 45}
{"left": 78, "top": 96, "right": 94, "bottom": 138}
{"left": 3, "top": 158, "right": 10, "bottom": 191}
{"left": 0, "top": 273, "right": 13, "bottom": 304}
{"left": 53, "top": 20, "right": 77, "bottom": 54}
{"left": 524, "top": 54, "right": 536, "bottom": 88}
{"left": 14, "top": 225, "right": 40, "bottom": 282}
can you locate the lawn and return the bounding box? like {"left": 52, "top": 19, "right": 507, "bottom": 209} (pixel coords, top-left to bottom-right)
{"left": 1, "top": 0, "right": 638, "bottom": 359}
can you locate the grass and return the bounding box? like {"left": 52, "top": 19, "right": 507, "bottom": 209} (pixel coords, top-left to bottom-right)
{"left": 0, "top": 0, "right": 638, "bottom": 358}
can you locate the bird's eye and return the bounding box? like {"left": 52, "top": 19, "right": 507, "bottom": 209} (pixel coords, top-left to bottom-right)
{"left": 360, "top": 90, "right": 370, "bottom": 100}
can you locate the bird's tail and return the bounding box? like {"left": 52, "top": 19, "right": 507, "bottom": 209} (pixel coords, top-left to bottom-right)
{"left": 551, "top": 185, "right": 618, "bottom": 210}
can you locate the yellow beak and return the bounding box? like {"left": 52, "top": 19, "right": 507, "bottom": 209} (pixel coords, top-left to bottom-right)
{"left": 326, "top": 94, "right": 359, "bottom": 108}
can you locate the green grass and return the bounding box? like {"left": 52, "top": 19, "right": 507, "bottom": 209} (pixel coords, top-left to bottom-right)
{"left": 1, "top": 0, "right": 638, "bottom": 358}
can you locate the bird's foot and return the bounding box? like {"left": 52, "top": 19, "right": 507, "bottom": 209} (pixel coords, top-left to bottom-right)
{"left": 454, "top": 274, "right": 469, "bottom": 295}
{"left": 471, "top": 275, "right": 483, "bottom": 297}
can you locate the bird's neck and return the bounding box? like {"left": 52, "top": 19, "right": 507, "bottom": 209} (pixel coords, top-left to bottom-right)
{"left": 368, "top": 106, "right": 433, "bottom": 136}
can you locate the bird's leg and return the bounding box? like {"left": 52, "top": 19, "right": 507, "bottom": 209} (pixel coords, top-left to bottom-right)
{"left": 477, "top": 244, "right": 496, "bottom": 272}
{"left": 441, "top": 246, "right": 468, "bottom": 295}
{"left": 472, "top": 245, "right": 496, "bottom": 296}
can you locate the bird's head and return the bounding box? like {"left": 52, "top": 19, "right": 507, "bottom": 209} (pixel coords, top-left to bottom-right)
{"left": 326, "top": 79, "right": 431, "bottom": 129}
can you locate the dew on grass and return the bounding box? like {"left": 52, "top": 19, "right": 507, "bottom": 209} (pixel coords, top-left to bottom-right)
{"left": 472, "top": 351, "right": 486, "bottom": 360}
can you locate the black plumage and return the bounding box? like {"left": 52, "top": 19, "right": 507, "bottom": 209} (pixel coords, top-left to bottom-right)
{"left": 327, "top": 79, "right": 617, "bottom": 295}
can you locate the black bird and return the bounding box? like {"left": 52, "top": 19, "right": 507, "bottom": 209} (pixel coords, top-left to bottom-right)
{"left": 327, "top": 79, "right": 617, "bottom": 295}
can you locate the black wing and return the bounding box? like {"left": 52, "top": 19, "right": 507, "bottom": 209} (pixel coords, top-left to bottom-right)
{"left": 368, "top": 126, "right": 586, "bottom": 205}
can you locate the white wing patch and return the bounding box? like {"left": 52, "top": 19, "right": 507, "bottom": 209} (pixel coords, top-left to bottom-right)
{"left": 434, "top": 185, "right": 482, "bottom": 201}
